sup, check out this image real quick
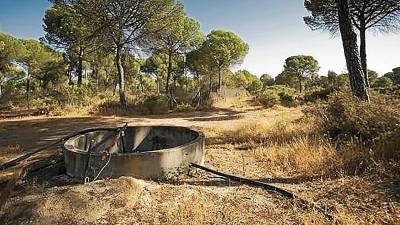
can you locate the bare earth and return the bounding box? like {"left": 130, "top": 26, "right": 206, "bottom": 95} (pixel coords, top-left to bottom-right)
{"left": 0, "top": 97, "right": 399, "bottom": 225}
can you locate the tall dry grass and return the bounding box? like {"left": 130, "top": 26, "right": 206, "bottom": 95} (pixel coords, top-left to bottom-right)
{"left": 206, "top": 114, "right": 374, "bottom": 177}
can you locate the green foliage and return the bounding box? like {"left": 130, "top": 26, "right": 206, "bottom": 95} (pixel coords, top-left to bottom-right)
{"left": 144, "top": 2, "right": 203, "bottom": 96}
{"left": 204, "top": 30, "right": 249, "bottom": 69}
{"left": 186, "top": 47, "right": 211, "bottom": 78}
{"left": 72, "top": 0, "right": 176, "bottom": 105}
{"left": 275, "top": 71, "right": 298, "bottom": 88}
{"left": 314, "top": 91, "right": 400, "bottom": 146}
{"left": 0, "top": 33, "right": 27, "bottom": 81}
{"left": 248, "top": 79, "right": 263, "bottom": 94}
{"left": 367, "top": 70, "right": 379, "bottom": 87}
{"left": 373, "top": 77, "right": 393, "bottom": 88}
{"left": 304, "top": 88, "right": 332, "bottom": 102}
{"left": 304, "top": 0, "right": 400, "bottom": 35}
{"left": 43, "top": 4, "right": 95, "bottom": 53}
{"left": 304, "top": 71, "right": 351, "bottom": 103}
{"left": 142, "top": 95, "right": 169, "bottom": 114}
{"left": 146, "top": 3, "right": 204, "bottom": 55}
{"left": 281, "top": 55, "right": 319, "bottom": 93}
{"left": 257, "top": 85, "right": 299, "bottom": 108}
{"left": 257, "top": 90, "right": 280, "bottom": 108}
{"left": 228, "top": 70, "right": 262, "bottom": 94}
{"left": 1, "top": 1, "right": 257, "bottom": 115}
{"left": 175, "top": 103, "right": 195, "bottom": 112}
{"left": 202, "top": 30, "right": 249, "bottom": 89}
{"left": 310, "top": 91, "right": 400, "bottom": 160}
{"left": 260, "top": 73, "right": 274, "bottom": 87}
{"left": 384, "top": 67, "right": 400, "bottom": 85}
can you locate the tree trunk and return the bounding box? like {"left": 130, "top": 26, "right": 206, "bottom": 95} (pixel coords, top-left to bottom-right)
{"left": 209, "top": 68, "right": 213, "bottom": 94}
{"left": 197, "top": 73, "right": 201, "bottom": 93}
{"left": 336, "top": 0, "right": 369, "bottom": 101}
{"left": 218, "top": 66, "right": 222, "bottom": 91}
{"left": 77, "top": 48, "right": 84, "bottom": 86}
{"left": 116, "top": 46, "right": 127, "bottom": 107}
{"left": 156, "top": 74, "right": 160, "bottom": 94}
{"left": 359, "top": 26, "right": 369, "bottom": 88}
{"left": 26, "top": 68, "right": 30, "bottom": 110}
{"left": 139, "top": 72, "right": 144, "bottom": 92}
{"left": 299, "top": 76, "right": 303, "bottom": 93}
{"left": 94, "top": 65, "right": 99, "bottom": 93}
{"left": 67, "top": 65, "right": 74, "bottom": 85}
{"left": 166, "top": 51, "right": 173, "bottom": 96}
{"left": 173, "top": 75, "right": 176, "bottom": 98}
{"left": 113, "top": 80, "right": 118, "bottom": 97}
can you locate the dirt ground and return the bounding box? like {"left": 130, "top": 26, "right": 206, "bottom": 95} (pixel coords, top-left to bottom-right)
{"left": 0, "top": 97, "right": 399, "bottom": 225}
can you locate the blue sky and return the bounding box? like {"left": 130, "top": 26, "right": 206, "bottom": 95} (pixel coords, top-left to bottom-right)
{"left": 1, "top": 0, "right": 399, "bottom": 77}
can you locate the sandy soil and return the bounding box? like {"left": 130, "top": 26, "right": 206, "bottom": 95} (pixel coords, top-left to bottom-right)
{"left": 0, "top": 97, "right": 399, "bottom": 224}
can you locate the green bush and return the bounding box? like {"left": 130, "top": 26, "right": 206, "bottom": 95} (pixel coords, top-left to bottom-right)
{"left": 175, "top": 103, "right": 195, "bottom": 112}
{"left": 279, "top": 92, "right": 298, "bottom": 107}
{"left": 257, "top": 90, "right": 280, "bottom": 108}
{"left": 257, "top": 85, "right": 300, "bottom": 108}
{"left": 142, "top": 95, "right": 169, "bottom": 114}
{"left": 304, "top": 88, "right": 333, "bottom": 102}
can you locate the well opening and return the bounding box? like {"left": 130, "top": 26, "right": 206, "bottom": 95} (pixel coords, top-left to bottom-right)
{"left": 63, "top": 126, "right": 205, "bottom": 180}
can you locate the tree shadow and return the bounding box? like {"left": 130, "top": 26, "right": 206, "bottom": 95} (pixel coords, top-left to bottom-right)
{"left": 0, "top": 200, "right": 39, "bottom": 225}
{"left": 0, "top": 117, "right": 128, "bottom": 153}
{"left": 93, "top": 106, "right": 243, "bottom": 119}
{"left": 167, "top": 173, "right": 334, "bottom": 187}
{"left": 187, "top": 114, "right": 244, "bottom": 122}
{"left": 374, "top": 179, "right": 400, "bottom": 202}
{"left": 244, "top": 97, "right": 263, "bottom": 108}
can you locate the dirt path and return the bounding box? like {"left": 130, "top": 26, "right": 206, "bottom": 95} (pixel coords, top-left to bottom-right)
{"left": 0, "top": 96, "right": 296, "bottom": 163}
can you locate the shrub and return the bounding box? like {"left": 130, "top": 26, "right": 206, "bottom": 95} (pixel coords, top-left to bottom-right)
{"left": 142, "top": 95, "right": 169, "bottom": 114}
{"left": 304, "top": 88, "right": 333, "bottom": 102}
{"left": 175, "top": 103, "right": 195, "bottom": 112}
{"left": 257, "top": 90, "right": 280, "bottom": 108}
{"left": 279, "top": 92, "right": 298, "bottom": 107}
{"left": 312, "top": 91, "right": 400, "bottom": 160}
{"left": 257, "top": 85, "right": 300, "bottom": 108}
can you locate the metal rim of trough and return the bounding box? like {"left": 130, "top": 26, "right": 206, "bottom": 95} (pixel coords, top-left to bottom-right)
{"left": 63, "top": 125, "right": 206, "bottom": 180}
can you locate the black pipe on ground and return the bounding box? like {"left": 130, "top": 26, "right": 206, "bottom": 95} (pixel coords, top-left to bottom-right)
{"left": 190, "top": 163, "right": 334, "bottom": 221}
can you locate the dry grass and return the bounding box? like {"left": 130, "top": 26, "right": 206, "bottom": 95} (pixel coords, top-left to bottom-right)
{"left": 205, "top": 115, "right": 344, "bottom": 177}
{"left": 253, "top": 138, "right": 340, "bottom": 176}
{"left": 50, "top": 105, "right": 95, "bottom": 117}
{"left": 0, "top": 98, "right": 399, "bottom": 225}
{"left": 0, "top": 177, "right": 333, "bottom": 225}
{"left": 205, "top": 110, "right": 394, "bottom": 178}
{"left": 2, "top": 177, "right": 398, "bottom": 225}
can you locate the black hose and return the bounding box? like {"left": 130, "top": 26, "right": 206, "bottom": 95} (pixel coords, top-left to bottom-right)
{"left": 190, "top": 163, "right": 334, "bottom": 221}
{"left": 0, "top": 127, "right": 119, "bottom": 171}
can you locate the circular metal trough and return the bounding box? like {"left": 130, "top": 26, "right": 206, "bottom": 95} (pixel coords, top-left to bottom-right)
{"left": 63, "top": 126, "right": 205, "bottom": 180}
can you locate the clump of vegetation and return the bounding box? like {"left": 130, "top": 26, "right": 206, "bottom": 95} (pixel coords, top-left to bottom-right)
{"left": 210, "top": 115, "right": 341, "bottom": 176}
{"left": 211, "top": 90, "right": 400, "bottom": 177}
{"left": 175, "top": 103, "right": 195, "bottom": 113}
{"left": 142, "top": 95, "right": 170, "bottom": 114}
{"left": 312, "top": 91, "right": 400, "bottom": 160}
{"left": 303, "top": 88, "right": 333, "bottom": 102}
{"left": 257, "top": 85, "right": 300, "bottom": 108}
{"left": 257, "top": 90, "right": 280, "bottom": 108}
